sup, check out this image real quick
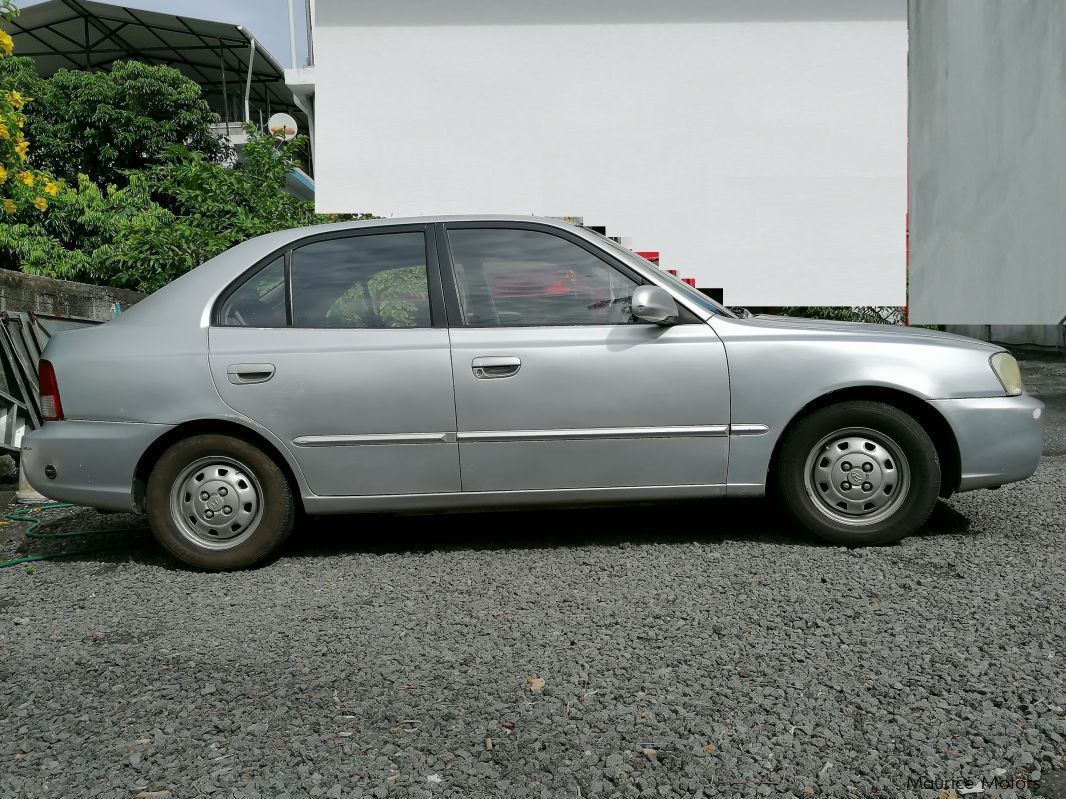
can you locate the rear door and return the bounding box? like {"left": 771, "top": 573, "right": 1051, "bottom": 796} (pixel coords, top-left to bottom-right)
{"left": 208, "top": 225, "right": 460, "bottom": 497}
{"left": 439, "top": 222, "right": 730, "bottom": 493}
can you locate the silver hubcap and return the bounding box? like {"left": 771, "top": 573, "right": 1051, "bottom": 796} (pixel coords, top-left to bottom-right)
{"left": 803, "top": 427, "right": 910, "bottom": 526}
{"left": 169, "top": 457, "right": 264, "bottom": 549}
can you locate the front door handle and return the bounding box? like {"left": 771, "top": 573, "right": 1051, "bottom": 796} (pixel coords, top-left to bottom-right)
{"left": 227, "top": 363, "right": 276, "bottom": 384}
{"left": 471, "top": 356, "right": 521, "bottom": 379}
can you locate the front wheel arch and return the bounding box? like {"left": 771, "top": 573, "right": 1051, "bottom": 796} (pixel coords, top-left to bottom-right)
{"left": 133, "top": 419, "right": 305, "bottom": 515}
{"left": 766, "top": 386, "right": 962, "bottom": 498}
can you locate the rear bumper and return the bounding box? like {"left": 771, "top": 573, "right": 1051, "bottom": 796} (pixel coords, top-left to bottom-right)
{"left": 20, "top": 421, "right": 170, "bottom": 512}
{"left": 929, "top": 394, "right": 1046, "bottom": 492}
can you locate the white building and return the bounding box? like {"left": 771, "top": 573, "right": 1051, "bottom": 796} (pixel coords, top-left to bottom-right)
{"left": 306, "top": 0, "right": 907, "bottom": 308}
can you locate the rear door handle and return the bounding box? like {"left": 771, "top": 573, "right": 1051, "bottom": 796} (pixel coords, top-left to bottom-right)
{"left": 227, "top": 363, "right": 275, "bottom": 384}
{"left": 471, "top": 356, "right": 521, "bottom": 379}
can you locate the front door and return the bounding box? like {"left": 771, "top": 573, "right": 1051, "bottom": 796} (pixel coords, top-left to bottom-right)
{"left": 209, "top": 225, "right": 460, "bottom": 497}
{"left": 441, "top": 223, "right": 730, "bottom": 493}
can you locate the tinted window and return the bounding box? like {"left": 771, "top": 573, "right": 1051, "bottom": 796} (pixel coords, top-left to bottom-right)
{"left": 447, "top": 228, "right": 639, "bottom": 326}
{"left": 291, "top": 232, "right": 431, "bottom": 328}
{"left": 219, "top": 257, "right": 287, "bottom": 327}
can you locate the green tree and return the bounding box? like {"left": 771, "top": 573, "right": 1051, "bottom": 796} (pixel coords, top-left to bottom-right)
{"left": 0, "top": 2, "right": 73, "bottom": 231}
{"left": 106, "top": 128, "right": 349, "bottom": 292}
{"left": 1, "top": 126, "right": 364, "bottom": 293}
{"left": 0, "top": 0, "right": 373, "bottom": 295}
{"left": 0, "top": 57, "right": 224, "bottom": 187}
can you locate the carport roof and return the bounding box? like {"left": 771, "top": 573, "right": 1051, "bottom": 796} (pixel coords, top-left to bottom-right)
{"left": 7, "top": 0, "right": 302, "bottom": 126}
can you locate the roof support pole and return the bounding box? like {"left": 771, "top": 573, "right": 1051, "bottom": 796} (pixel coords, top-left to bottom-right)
{"left": 219, "top": 38, "right": 229, "bottom": 125}
{"left": 243, "top": 36, "right": 256, "bottom": 124}
{"left": 287, "top": 0, "right": 298, "bottom": 68}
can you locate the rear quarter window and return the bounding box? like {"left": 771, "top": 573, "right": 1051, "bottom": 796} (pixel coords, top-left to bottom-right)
{"left": 218, "top": 257, "right": 287, "bottom": 327}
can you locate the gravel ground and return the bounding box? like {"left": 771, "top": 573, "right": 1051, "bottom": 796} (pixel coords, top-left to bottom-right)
{"left": 1, "top": 358, "right": 1064, "bottom": 799}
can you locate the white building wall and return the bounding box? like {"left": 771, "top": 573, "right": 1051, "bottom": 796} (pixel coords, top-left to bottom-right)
{"left": 314, "top": 0, "right": 906, "bottom": 307}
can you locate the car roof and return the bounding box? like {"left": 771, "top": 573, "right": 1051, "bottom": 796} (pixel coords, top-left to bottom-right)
{"left": 269, "top": 214, "right": 579, "bottom": 237}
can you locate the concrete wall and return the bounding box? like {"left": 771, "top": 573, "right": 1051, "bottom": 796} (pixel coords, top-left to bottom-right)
{"left": 909, "top": 0, "right": 1066, "bottom": 325}
{"left": 946, "top": 325, "right": 1065, "bottom": 351}
{"left": 0, "top": 270, "right": 144, "bottom": 321}
{"left": 314, "top": 0, "right": 907, "bottom": 307}
{"left": 0, "top": 270, "right": 144, "bottom": 407}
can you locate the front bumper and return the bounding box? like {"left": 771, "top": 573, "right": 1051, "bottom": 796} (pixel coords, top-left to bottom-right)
{"left": 20, "top": 420, "right": 171, "bottom": 512}
{"left": 929, "top": 394, "right": 1046, "bottom": 492}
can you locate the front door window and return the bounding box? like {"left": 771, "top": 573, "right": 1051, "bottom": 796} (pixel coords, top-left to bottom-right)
{"left": 447, "top": 228, "right": 639, "bottom": 327}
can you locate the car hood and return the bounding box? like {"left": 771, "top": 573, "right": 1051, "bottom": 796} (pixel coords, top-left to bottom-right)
{"left": 743, "top": 314, "right": 1001, "bottom": 350}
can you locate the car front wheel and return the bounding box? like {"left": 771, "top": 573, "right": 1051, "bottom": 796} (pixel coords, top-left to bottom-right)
{"left": 146, "top": 434, "right": 295, "bottom": 570}
{"left": 776, "top": 401, "right": 941, "bottom": 545}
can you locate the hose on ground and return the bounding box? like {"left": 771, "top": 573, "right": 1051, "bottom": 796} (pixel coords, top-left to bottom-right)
{"left": 0, "top": 503, "right": 148, "bottom": 569}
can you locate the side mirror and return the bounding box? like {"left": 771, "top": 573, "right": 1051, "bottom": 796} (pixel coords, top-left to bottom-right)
{"left": 631, "top": 285, "right": 679, "bottom": 325}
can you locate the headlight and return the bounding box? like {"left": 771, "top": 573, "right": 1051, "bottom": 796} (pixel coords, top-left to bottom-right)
{"left": 990, "top": 351, "right": 1023, "bottom": 396}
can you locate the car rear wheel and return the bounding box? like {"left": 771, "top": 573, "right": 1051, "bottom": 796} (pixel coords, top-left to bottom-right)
{"left": 146, "top": 434, "right": 294, "bottom": 570}
{"left": 776, "top": 401, "right": 941, "bottom": 545}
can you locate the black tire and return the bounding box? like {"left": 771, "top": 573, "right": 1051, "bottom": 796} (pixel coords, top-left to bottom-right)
{"left": 775, "top": 401, "right": 940, "bottom": 546}
{"left": 146, "top": 434, "right": 295, "bottom": 570}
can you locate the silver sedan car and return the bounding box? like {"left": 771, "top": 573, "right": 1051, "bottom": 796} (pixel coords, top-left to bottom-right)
{"left": 22, "top": 216, "right": 1045, "bottom": 569}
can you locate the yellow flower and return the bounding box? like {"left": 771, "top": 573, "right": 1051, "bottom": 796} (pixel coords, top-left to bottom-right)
{"left": 33, "top": 197, "right": 47, "bottom": 212}
{"left": 15, "top": 140, "right": 28, "bottom": 160}
{"left": 0, "top": 124, "right": 8, "bottom": 140}
{"left": 17, "top": 171, "right": 33, "bottom": 187}
{"left": 3, "top": 200, "right": 15, "bottom": 214}
{"left": 0, "top": 30, "right": 13, "bottom": 57}
{"left": 5, "top": 90, "right": 25, "bottom": 109}
{"left": 44, "top": 181, "right": 59, "bottom": 196}
{"left": 0, "top": 165, "right": 6, "bottom": 184}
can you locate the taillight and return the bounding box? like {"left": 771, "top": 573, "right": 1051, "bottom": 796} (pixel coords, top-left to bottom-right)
{"left": 39, "top": 359, "right": 64, "bottom": 421}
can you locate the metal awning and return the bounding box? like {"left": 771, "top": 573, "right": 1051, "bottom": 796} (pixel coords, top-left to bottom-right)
{"left": 8, "top": 0, "right": 304, "bottom": 129}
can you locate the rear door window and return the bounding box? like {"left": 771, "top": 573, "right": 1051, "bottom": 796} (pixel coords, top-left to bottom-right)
{"left": 290, "top": 232, "right": 431, "bottom": 329}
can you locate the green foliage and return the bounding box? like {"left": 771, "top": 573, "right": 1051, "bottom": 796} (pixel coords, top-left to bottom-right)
{"left": 3, "top": 172, "right": 173, "bottom": 287}
{"left": 2, "top": 127, "right": 365, "bottom": 293}
{"left": 0, "top": 9, "right": 371, "bottom": 295}
{"left": 777, "top": 306, "right": 905, "bottom": 325}
{"left": 0, "top": 58, "right": 225, "bottom": 187}
{"left": 368, "top": 265, "right": 429, "bottom": 328}
{"left": 327, "top": 265, "right": 428, "bottom": 328}
{"left": 0, "top": 6, "right": 72, "bottom": 230}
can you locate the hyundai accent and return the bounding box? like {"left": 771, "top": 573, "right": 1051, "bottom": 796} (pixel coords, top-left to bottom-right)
{"left": 21, "top": 217, "right": 1045, "bottom": 569}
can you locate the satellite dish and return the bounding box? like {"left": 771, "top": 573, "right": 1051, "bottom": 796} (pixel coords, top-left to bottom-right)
{"left": 267, "top": 112, "right": 299, "bottom": 141}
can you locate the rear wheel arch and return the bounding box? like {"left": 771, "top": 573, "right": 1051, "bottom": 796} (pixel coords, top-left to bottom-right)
{"left": 767, "top": 386, "right": 962, "bottom": 498}
{"left": 133, "top": 419, "right": 305, "bottom": 514}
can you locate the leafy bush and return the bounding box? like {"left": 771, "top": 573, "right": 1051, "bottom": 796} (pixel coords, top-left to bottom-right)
{"left": 776, "top": 306, "right": 905, "bottom": 325}
{"left": 0, "top": 57, "right": 224, "bottom": 187}
{"left": 0, "top": 2, "right": 369, "bottom": 294}
{"left": 0, "top": 128, "right": 362, "bottom": 293}
{"left": 0, "top": 3, "right": 73, "bottom": 240}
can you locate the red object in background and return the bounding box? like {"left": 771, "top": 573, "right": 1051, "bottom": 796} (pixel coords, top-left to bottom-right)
{"left": 545, "top": 272, "right": 574, "bottom": 295}
{"left": 636, "top": 251, "right": 660, "bottom": 265}
{"left": 667, "top": 269, "right": 678, "bottom": 276}
{"left": 684, "top": 277, "right": 697, "bottom": 287}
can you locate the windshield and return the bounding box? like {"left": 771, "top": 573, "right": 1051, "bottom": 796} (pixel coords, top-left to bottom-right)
{"left": 592, "top": 234, "right": 737, "bottom": 318}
